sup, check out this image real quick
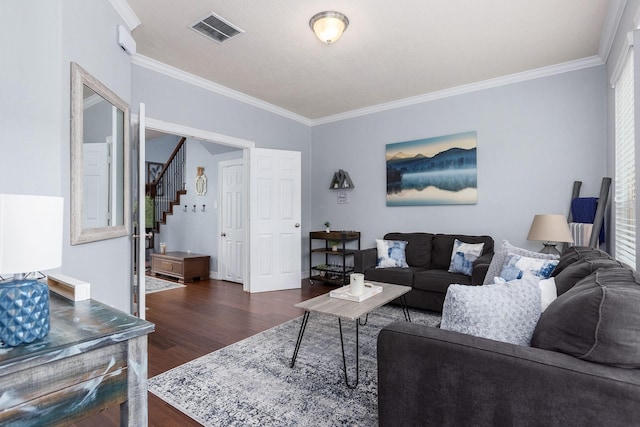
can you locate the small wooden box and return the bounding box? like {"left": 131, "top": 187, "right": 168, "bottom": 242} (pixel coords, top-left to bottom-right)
{"left": 150, "top": 251, "right": 210, "bottom": 283}
{"left": 47, "top": 274, "right": 91, "bottom": 301}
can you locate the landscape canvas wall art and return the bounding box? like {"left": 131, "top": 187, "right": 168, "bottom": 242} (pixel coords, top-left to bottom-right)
{"left": 386, "top": 131, "right": 478, "bottom": 206}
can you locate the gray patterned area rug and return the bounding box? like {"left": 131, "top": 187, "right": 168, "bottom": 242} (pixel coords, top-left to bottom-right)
{"left": 148, "top": 304, "right": 441, "bottom": 426}
{"left": 143, "top": 275, "right": 186, "bottom": 294}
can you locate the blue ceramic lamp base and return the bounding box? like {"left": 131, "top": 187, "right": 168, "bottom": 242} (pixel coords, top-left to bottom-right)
{"left": 0, "top": 279, "right": 50, "bottom": 347}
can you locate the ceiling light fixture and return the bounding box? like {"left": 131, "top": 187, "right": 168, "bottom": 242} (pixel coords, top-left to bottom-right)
{"left": 309, "top": 11, "right": 349, "bottom": 44}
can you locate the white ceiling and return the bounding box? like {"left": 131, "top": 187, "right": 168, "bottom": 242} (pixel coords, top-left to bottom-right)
{"left": 125, "top": 0, "right": 613, "bottom": 121}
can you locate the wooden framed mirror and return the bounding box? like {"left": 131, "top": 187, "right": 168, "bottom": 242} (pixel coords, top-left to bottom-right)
{"left": 70, "top": 62, "right": 130, "bottom": 245}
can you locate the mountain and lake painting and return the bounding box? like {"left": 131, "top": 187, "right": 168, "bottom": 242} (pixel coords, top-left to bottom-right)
{"left": 386, "top": 131, "right": 478, "bottom": 206}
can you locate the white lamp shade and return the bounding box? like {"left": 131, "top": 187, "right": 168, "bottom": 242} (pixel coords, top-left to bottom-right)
{"left": 527, "top": 214, "right": 574, "bottom": 243}
{"left": 0, "top": 194, "right": 63, "bottom": 275}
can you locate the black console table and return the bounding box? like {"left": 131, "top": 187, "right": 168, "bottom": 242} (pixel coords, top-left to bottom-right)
{"left": 309, "top": 230, "right": 360, "bottom": 285}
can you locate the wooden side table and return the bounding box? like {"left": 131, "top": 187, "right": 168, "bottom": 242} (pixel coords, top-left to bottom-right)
{"left": 0, "top": 292, "right": 154, "bottom": 426}
{"left": 150, "top": 251, "right": 211, "bottom": 283}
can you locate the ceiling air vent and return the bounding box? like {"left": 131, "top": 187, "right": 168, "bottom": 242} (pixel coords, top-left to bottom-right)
{"left": 191, "top": 12, "right": 244, "bottom": 43}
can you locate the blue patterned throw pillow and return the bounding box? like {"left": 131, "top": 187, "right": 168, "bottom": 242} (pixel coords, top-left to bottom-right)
{"left": 376, "top": 239, "right": 409, "bottom": 268}
{"left": 499, "top": 253, "right": 559, "bottom": 281}
{"left": 448, "top": 239, "right": 485, "bottom": 276}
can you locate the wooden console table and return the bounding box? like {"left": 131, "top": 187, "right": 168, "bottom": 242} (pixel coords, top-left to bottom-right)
{"left": 150, "top": 251, "right": 210, "bottom": 283}
{"left": 0, "top": 292, "right": 154, "bottom": 426}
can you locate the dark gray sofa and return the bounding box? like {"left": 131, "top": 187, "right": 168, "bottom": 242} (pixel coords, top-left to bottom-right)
{"left": 377, "top": 247, "right": 640, "bottom": 426}
{"left": 353, "top": 232, "right": 494, "bottom": 312}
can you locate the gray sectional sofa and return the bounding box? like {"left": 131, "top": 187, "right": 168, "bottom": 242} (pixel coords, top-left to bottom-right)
{"left": 377, "top": 246, "right": 640, "bottom": 426}
{"left": 353, "top": 232, "right": 494, "bottom": 312}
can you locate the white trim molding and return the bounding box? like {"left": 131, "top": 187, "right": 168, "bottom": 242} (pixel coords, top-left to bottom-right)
{"left": 109, "top": 0, "right": 141, "bottom": 31}
{"left": 131, "top": 55, "right": 313, "bottom": 126}
{"left": 610, "top": 31, "right": 635, "bottom": 88}
{"left": 313, "top": 56, "right": 604, "bottom": 126}
{"left": 599, "top": 0, "right": 628, "bottom": 62}
{"left": 133, "top": 53, "right": 604, "bottom": 127}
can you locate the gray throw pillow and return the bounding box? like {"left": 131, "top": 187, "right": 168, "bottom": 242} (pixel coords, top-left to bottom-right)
{"left": 483, "top": 239, "right": 559, "bottom": 285}
{"left": 552, "top": 246, "right": 612, "bottom": 277}
{"left": 531, "top": 268, "right": 640, "bottom": 368}
{"left": 553, "top": 258, "right": 625, "bottom": 295}
{"left": 441, "top": 276, "right": 542, "bottom": 346}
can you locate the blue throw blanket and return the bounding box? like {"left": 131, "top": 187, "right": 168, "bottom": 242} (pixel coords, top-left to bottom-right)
{"left": 571, "top": 197, "right": 605, "bottom": 243}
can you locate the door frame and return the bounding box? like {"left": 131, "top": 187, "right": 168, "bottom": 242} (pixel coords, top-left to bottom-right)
{"left": 134, "top": 115, "right": 254, "bottom": 292}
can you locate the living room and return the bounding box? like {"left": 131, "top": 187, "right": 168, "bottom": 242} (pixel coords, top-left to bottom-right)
{"left": 2, "top": 0, "right": 639, "bottom": 425}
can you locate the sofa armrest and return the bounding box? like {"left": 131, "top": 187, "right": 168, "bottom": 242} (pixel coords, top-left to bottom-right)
{"left": 471, "top": 251, "right": 493, "bottom": 284}
{"left": 377, "top": 322, "right": 640, "bottom": 427}
{"left": 353, "top": 247, "right": 377, "bottom": 273}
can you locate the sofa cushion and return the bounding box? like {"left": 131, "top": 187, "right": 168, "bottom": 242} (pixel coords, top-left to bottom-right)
{"left": 376, "top": 239, "right": 409, "bottom": 268}
{"left": 484, "top": 240, "right": 559, "bottom": 285}
{"left": 365, "top": 266, "right": 425, "bottom": 287}
{"left": 448, "top": 239, "right": 485, "bottom": 276}
{"left": 432, "top": 234, "right": 493, "bottom": 270}
{"left": 499, "top": 253, "right": 558, "bottom": 281}
{"left": 553, "top": 258, "right": 626, "bottom": 295}
{"left": 552, "top": 246, "right": 612, "bottom": 277}
{"left": 384, "top": 232, "right": 433, "bottom": 269}
{"left": 532, "top": 268, "right": 640, "bottom": 368}
{"left": 440, "top": 276, "right": 542, "bottom": 345}
{"left": 414, "top": 269, "right": 472, "bottom": 294}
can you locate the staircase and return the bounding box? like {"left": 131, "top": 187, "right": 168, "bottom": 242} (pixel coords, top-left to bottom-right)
{"left": 149, "top": 137, "right": 187, "bottom": 231}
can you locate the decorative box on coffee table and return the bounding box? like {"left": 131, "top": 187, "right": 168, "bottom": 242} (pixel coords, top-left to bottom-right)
{"left": 150, "top": 251, "right": 210, "bottom": 283}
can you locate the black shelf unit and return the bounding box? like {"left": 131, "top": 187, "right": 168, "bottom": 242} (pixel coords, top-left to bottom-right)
{"left": 309, "top": 230, "right": 360, "bottom": 285}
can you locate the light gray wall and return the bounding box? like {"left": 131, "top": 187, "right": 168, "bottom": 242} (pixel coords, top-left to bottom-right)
{"left": 156, "top": 140, "right": 242, "bottom": 274}
{"left": 146, "top": 134, "right": 180, "bottom": 165}
{"left": 1, "top": 1, "right": 132, "bottom": 312}
{"left": 131, "top": 64, "right": 313, "bottom": 270}
{"left": 1, "top": 2, "right": 62, "bottom": 195}
{"left": 310, "top": 66, "right": 608, "bottom": 256}
{"left": 61, "top": 0, "right": 132, "bottom": 312}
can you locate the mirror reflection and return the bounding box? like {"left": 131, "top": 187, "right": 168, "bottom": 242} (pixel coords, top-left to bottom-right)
{"left": 81, "top": 85, "right": 125, "bottom": 228}
{"left": 71, "top": 62, "right": 130, "bottom": 245}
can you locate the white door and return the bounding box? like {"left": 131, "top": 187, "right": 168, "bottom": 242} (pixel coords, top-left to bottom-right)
{"left": 83, "top": 142, "right": 110, "bottom": 228}
{"left": 219, "top": 159, "right": 244, "bottom": 283}
{"left": 133, "top": 103, "right": 146, "bottom": 318}
{"left": 249, "top": 148, "right": 301, "bottom": 292}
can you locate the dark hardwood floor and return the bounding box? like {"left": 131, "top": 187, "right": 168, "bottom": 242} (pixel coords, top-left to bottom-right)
{"left": 73, "top": 277, "right": 334, "bottom": 426}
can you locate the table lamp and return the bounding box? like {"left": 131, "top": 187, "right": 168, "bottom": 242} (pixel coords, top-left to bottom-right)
{"left": 0, "top": 194, "right": 63, "bottom": 346}
{"left": 526, "top": 214, "right": 574, "bottom": 255}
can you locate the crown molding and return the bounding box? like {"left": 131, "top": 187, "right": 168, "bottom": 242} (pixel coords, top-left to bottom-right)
{"left": 311, "top": 56, "right": 604, "bottom": 126}
{"left": 132, "top": 53, "right": 603, "bottom": 127}
{"left": 599, "top": 0, "right": 628, "bottom": 62}
{"left": 109, "top": 0, "right": 141, "bottom": 31}
{"left": 131, "top": 54, "right": 313, "bottom": 126}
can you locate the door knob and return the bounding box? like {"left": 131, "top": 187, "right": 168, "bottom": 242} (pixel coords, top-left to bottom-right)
{"left": 221, "top": 232, "right": 227, "bottom": 237}
{"left": 295, "top": 223, "right": 300, "bottom": 228}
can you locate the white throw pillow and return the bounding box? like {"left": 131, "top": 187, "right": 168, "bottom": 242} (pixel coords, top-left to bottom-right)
{"left": 538, "top": 277, "right": 558, "bottom": 312}
{"left": 441, "top": 276, "right": 542, "bottom": 346}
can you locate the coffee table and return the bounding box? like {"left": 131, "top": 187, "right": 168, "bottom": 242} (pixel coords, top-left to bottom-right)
{"left": 290, "top": 281, "right": 411, "bottom": 388}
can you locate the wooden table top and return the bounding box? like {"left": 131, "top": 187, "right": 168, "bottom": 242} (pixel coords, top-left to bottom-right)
{"left": 151, "top": 251, "right": 209, "bottom": 260}
{"left": 0, "top": 292, "right": 154, "bottom": 372}
{"left": 295, "top": 281, "right": 410, "bottom": 321}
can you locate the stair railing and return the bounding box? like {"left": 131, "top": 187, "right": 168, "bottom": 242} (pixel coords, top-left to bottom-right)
{"left": 151, "top": 137, "right": 186, "bottom": 230}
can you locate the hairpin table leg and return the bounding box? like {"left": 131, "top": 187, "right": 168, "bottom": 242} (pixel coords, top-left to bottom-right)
{"left": 290, "top": 311, "right": 310, "bottom": 368}
{"left": 339, "top": 318, "right": 359, "bottom": 389}
{"left": 400, "top": 295, "right": 412, "bottom": 322}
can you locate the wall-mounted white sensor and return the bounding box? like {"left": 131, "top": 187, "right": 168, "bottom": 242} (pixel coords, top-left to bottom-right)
{"left": 118, "top": 25, "right": 136, "bottom": 56}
